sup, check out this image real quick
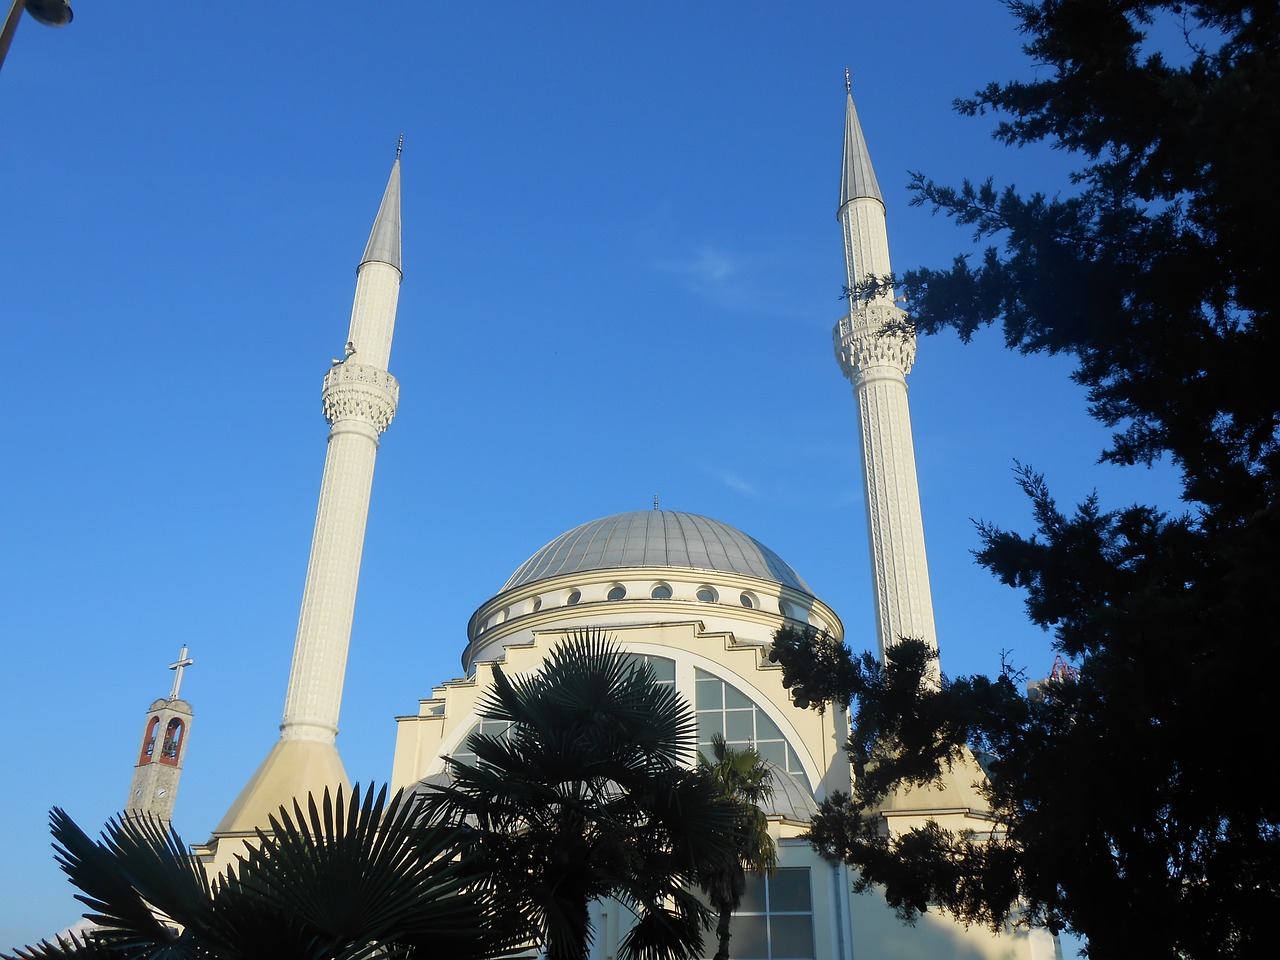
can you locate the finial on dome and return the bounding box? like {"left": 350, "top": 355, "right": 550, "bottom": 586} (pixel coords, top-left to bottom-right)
{"left": 653, "top": 493, "right": 659, "bottom": 511}
{"left": 845, "top": 67, "right": 851, "bottom": 93}
{"left": 396, "top": 133, "right": 403, "bottom": 159}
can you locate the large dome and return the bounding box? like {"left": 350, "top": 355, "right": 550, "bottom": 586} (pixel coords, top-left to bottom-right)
{"left": 502, "top": 511, "right": 813, "bottom": 595}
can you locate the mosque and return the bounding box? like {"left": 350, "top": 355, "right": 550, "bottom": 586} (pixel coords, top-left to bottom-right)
{"left": 125, "top": 90, "right": 1060, "bottom": 960}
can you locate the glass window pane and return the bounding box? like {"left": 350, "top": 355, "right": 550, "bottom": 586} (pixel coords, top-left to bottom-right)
{"left": 726, "top": 710, "right": 755, "bottom": 742}
{"left": 697, "top": 713, "right": 725, "bottom": 743}
{"left": 785, "top": 745, "right": 804, "bottom": 775}
{"left": 648, "top": 656, "right": 676, "bottom": 682}
{"left": 728, "top": 916, "right": 769, "bottom": 960}
{"left": 738, "top": 874, "right": 767, "bottom": 913}
{"left": 696, "top": 679, "right": 724, "bottom": 710}
{"left": 724, "top": 684, "right": 753, "bottom": 710}
{"left": 757, "top": 740, "right": 787, "bottom": 768}
{"left": 625, "top": 653, "right": 676, "bottom": 682}
{"left": 768, "top": 915, "right": 815, "bottom": 959}
{"left": 755, "top": 712, "right": 783, "bottom": 741}
{"left": 768, "top": 869, "right": 812, "bottom": 913}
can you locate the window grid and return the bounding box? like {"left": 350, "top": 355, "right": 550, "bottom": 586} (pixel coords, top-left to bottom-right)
{"left": 717, "top": 868, "right": 815, "bottom": 960}
{"left": 694, "top": 669, "right": 806, "bottom": 780}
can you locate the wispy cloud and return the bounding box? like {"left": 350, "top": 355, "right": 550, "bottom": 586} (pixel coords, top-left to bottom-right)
{"left": 718, "top": 470, "right": 761, "bottom": 497}
{"left": 641, "top": 233, "right": 817, "bottom": 322}
{"left": 656, "top": 245, "right": 745, "bottom": 305}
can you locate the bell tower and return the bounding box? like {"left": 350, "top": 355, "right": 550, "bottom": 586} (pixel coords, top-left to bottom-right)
{"left": 125, "top": 646, "right": 194, "bottom": 820}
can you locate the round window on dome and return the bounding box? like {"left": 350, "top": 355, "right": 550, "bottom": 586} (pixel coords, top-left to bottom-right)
{"left": 567, "top": 589, "right": 581, "bottom": 605}
{"left": 778, "top": 600, "right": 792, "bottom": 620}
{"left": 607, "top": 584, "right": 627, "bottom": 601}
{"left": 650, "top": 583, "right": 673, "bottom": 600}
{"left": 739, "top": 592, "right": 756, "bottom": 609}
{"left": 696, "top": 586, "right": 718, "bottom": 603}
{"left": 531, "top": 597, "right": 542, "bottom": 613}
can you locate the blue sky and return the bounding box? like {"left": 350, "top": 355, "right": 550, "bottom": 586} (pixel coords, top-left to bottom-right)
{"left": 1, "top": 2, "right": 1182, "bottom": 948}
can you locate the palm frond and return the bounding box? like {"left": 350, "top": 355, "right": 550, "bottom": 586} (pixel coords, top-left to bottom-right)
{"left": 47, "top": 808, "right": 205, "bottom": 957}
{"left": 1, "top": 932, "right": 124, "bottom": 960}
{"left": 423, "top": 630, "right": 742, "bottom": 960}
{"left": 223, "top": 784, "right": 518, "bottom": 960}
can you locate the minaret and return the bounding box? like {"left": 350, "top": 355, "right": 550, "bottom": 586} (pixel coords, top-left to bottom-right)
{"left": 832, "top": 78, "right": 939, "bottom": 671}
{"left": 125, "top": 646, "right": 194, "bottom": 820}
{"left": 205, "top": 152, "right": 402, "bottom": 850}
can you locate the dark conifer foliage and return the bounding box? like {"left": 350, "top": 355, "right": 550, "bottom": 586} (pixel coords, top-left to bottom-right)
{"left": 773, "top": 4, "right": 1280, "bottom": 958}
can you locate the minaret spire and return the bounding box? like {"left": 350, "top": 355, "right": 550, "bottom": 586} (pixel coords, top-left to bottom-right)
{"left": 204, "top": 154, "right": 404, "bottom": 858}
{"left": 360, "top": 154, "right": 402, "bottom": 279}
{"left": 839, "top": 87, "right": 888, "bottom": 285}
{"left": 832, "top": 87, "right": 939, "bottom": 678}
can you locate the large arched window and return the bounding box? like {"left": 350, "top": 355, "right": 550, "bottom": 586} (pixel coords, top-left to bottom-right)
{"left": 448, "top": 655, "right": 677, "bottom": 774}
{"left": 444, "top": 657, "right": 808, "bottom": 791}
{"left": 694, "top": 669, "right": 807, "bottom": 782}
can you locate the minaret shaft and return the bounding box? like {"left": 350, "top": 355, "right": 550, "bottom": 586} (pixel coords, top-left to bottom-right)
{"left": 281, "top": 422, "right": 382, "bottom": 741}
{"left": 281, "top": 249, "right": 401, "bottom": 742}
{"left": 346, "top": 263, "right": 401, "bottom": 371}
{"left": 834, "top": 92, "right": 938, "bottom": 668}
{"left": 203, "top": 158, "right": 402, "bottom": 858}
{"left": 853, "top": 369, "right": 937, "bottom": 659}
{"left": 841, "top": 199, "right": 894, "bottom": 296}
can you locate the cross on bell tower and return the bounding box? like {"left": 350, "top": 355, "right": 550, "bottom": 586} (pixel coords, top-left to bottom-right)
{"left": 168, "top": 644, "right": 194, "bottom": 700}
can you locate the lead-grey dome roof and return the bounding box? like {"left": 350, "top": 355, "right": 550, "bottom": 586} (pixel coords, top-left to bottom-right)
{"left": 502, "top": 511, "right": 813, "bottom": 595}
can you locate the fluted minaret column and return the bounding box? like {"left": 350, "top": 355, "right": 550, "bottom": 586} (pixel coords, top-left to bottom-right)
{"left": 281, "top": 157, "right": 402, "bottom": 743}
{"left": 832, "top": 86, "right": 938, "bottom": 671}
{"left": 203, "top": 154, "right": 402, "bottom": 854}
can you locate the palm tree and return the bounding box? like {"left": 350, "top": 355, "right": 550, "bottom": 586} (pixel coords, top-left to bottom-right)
{"left": 4, "top": 784, "right": 525, "bottom": 960}
{"left": 697, "top": 736, "right": 778, "bottom": 960}
{"left": 415, "top": 629, "right": 739, "bottom": 960}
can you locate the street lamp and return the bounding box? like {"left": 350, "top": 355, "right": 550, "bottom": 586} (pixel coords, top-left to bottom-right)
{"left": 1, "top": 1, "right": 74, "bottom": 74}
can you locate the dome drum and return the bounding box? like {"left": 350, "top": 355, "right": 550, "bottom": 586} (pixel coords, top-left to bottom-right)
{"left": 464, "top": 565, "right": 839, "bottom": 673}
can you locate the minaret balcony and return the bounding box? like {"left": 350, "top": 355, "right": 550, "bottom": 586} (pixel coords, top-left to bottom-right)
{"left": 834, "top": 300, "right": 917, "bottom": 382}
{"left": 322, "top": 361, "right": 400, "bottom": 433}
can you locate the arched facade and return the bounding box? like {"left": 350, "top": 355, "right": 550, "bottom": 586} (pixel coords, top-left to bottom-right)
{"left": 392, "top": 512, "right": 1054, "bottom": 960}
